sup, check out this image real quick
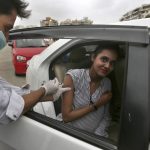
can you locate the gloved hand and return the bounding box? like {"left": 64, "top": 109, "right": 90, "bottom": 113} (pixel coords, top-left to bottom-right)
{"left": 53, "top": 84, "right": 71, "bottom": 101}
{"left": 41, "top": 78, "right": 59, "bottom": 96}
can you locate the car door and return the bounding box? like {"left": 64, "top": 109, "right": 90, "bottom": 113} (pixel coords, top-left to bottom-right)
{"left": 0, "top": 25, "right": 149, "bottom": 150}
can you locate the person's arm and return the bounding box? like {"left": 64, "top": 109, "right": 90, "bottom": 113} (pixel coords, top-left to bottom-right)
{"left": 22, "top": 87, "right": 46, "bottom": 114}
{"left": 22, "top": 78, "right": 61, "bottom": 113}
{"left": 62, "top": 75, "right": 112, "bottom": 123}
{"left": 94, "top": 91, "right": 112, "bottom": 108}
{"left": 3, "top": 87, "right": 51, "bottom": 123}
{"left": 0, "top": 78, "right": 62, "bottom": 124}
{"left": 0, "top": 88, "right": 25, "bottom": 124}
{"left": 22, "top": 79, "right": 71, "bottom": 113}
{"left": 62, "top": 75, "right": 97, "bottom": 123}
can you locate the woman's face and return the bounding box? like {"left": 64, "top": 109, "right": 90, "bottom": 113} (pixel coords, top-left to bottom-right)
{"left": 91, "top": 49, "right": 118, "bottom": 77}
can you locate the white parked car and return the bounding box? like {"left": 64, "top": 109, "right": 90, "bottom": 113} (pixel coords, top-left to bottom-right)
{"left": 0, "top": 20, "right": 150, "bottom": 150}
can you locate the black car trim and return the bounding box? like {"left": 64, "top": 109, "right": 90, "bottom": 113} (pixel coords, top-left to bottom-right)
{"left": 9, "top": 25, "right": 149, "bottom": 44}
{"left": 118, "top": 45, "right": 149, "bottom": 150}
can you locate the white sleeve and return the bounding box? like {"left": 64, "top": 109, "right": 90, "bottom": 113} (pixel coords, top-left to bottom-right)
{"left": 0, "top": 77, "right": 30, "bottom": 96}
{"left": 0, "top": 88, "right": 24, "bottom": 124}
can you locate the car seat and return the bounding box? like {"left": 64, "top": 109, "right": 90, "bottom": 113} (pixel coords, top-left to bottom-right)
{"left": 53, "top": 47, "right": 88, "bottom": 116}
{"left": 53, "top": 47, "right": 87, "bottom": 83}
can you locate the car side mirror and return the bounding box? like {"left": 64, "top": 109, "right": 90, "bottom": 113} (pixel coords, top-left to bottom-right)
{"left": 8, "top": 40, "right": 13, "bottom": 47}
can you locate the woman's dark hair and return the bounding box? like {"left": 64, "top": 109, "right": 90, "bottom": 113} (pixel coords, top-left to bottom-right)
{"left": 0, "top": 0, "right": 31, "bottom": 18}
{"left": 93, "top": 44, "right": 121, "bottom": 59}
{"left": 87, "top": 43, "right": 121, "bottom": 68}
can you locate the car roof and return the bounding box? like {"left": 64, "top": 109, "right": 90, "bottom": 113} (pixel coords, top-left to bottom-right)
{"left": 9, "top": 24, "right": 150, "bottom": 44}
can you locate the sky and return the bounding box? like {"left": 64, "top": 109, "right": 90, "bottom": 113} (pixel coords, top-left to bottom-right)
{"left": 15, "top": 0, "right": 150, "bottom": 27}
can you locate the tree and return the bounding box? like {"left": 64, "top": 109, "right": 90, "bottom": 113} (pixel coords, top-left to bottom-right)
{"left": 60, "top": 17, "right": 93, "bottom": 25}
{"left": 81, "top": 17, "right": 93, "bottom": 25}
{"left": 60, "top": 19, "right": 72, "bottom": 25}
{"left": 40, "top": 17, "right": 58, "bottom": 26}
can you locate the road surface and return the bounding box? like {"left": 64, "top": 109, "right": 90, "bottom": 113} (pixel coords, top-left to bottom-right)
{"left": 0, "top": 45, "right": 26, "bottom": 87}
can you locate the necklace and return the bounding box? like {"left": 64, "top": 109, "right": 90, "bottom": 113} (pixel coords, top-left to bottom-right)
{"left": 89, "top": 80, "right": 104, "bottom": 110}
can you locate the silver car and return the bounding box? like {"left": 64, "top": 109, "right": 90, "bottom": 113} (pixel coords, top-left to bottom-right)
{"left": 0, "top": 23, "right": 149, "bottom": 150}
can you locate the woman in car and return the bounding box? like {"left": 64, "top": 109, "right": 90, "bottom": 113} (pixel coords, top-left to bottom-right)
{"left": 62, "top": 44, "right": 119, "bottom": 137}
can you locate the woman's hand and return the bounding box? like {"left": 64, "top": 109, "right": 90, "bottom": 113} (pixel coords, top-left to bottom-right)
{"left": 95, "top": 91, "right": 112, "bottom": 108}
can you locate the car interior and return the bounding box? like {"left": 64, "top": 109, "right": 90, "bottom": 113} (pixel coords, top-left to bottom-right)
{"left": 48, "top": 40, "right": 127, "bottom": 144}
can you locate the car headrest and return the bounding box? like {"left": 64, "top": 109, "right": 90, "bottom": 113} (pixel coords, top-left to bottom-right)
{"left": 69, "top": 47, "right": 86, "bottom": 63}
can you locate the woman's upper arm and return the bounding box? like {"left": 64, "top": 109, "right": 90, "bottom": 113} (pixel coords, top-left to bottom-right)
{"left": 62, "top": 74, "right": 74, "bottom": 114}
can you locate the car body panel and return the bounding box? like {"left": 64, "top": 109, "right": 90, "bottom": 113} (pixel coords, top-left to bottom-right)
{"left": 26, "top": 39, "right": 71, "bottom": 89}
{"left": 118, "top": 44, "right": 149, "bottom": 150}
{"left": 26, "top": 39, "right": 73, "bottom": 118}
{"left": 0, "top": 116, "right": 101, "bottom": 150}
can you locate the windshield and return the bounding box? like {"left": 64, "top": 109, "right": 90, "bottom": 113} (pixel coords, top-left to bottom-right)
{"left": 16, "top": 39, "right": 47, "bottom": 48}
